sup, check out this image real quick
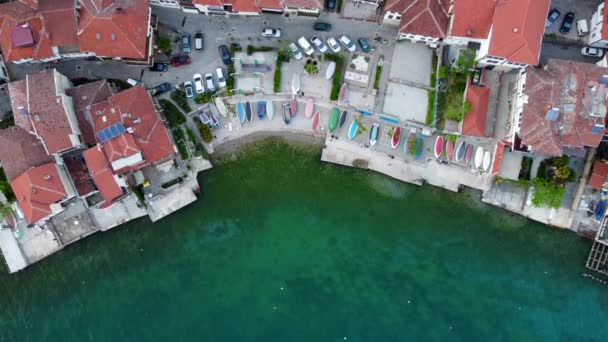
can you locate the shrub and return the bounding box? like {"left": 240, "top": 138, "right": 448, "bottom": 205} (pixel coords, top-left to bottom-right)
{"left": 198, "top": 123, "right": 213, "bottom": 143}
{"left": 426, "top": 90, "right": 435, "bottom": 125}
{"left": 156, "top": 34, "right": 172, "bottom": 55}
{"left": 0, "top": 168, "right": 15, "bottom": 202}
{"left": 109, "top": 79, "right": 132, "bottom": 90}
{"left": 195, "top": 92, "right": 214, "bottom": 104}
{"left": 0, "top": 112, "right": 14, "bottom": 129}
{"left": 158, "top": 99, "right": 186, "bottom": 128}
{"left": 274, "top": 52, "right": 284, "bottom": 93}
{"left": 532, "top": 177, "right": 566, "bottom": 209}
{"left": 247, "top": 45, "right": 274, "bottom": 55}
{"left": 170, "top": 90, "right": 192, "bottom": 113}
{"left": 373, "top": 65, "right": 382, "bottom": 90}
{"left": 186, "top": 127, "right": 197, "bottom": 143}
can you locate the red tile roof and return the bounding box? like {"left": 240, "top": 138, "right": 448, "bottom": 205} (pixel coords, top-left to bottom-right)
{"left": 589, "top": 161, "right": 608, "bottom": 190}
{"left": 255, "top": 0, "right": 282, "bottom": 9}
{"left": 519, "top": 59, "right": 607, "bottom": 156}
{"left": 282, "top": 0, "right": 324, "bottom": 9}
{"left": 37, "top": 0, "right": 79, "bottom": 47}
{"left": 0, "top": 126, "right": 53, "bottom": 181}
{"left": 64, "top": 154, "right": 95, "bottom": 196}
{"left": 103, "top": 133, "right": 141, "bottom": 163}
{"left": 65, "top": 80, "right": 114, "bottom": 145}
{"left": 450, "top": 0, "right": 496, "bottom": 39}
{"left": 77, "top": 0, "right": 151, "bottom": 59}
{"left": 11, "top": 162, "right": 67, "bottom": 224}
{"left": 463, "top": 83, "right": 489, "bottom": 137}
{"left": 83, "top": 146, "right": 123, "bottom": 202}
{"left": 491, "top": 140, "right": 508, "bottom": 177}
{"left": 0, "top": 7, "right": 55, "bottom": 62}
{"left": 487, "top": 0, "right": 550, "bottom": 65}
{"left": 385, "top": 0, "right": 450, "bottom": 39}
{"left": 231, "top": 0, "right": 258, "bottom": 12}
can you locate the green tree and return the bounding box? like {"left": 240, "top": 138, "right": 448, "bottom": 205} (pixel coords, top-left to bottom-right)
{"left": 156, "top": 35, "right": 172, "bottom": 55}
{"left": 198, "top": 124, "right": 213, "bottom": 143}
{"left": 532, "top": 178, "right": 566, "bottom": 209}
{"left": 354, "top": 115, "right": 367, "bottom": 136}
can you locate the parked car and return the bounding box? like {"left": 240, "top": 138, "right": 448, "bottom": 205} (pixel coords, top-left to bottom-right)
{"left": 216, "top": 67, "right": 227, "bottom": 88}
{"left": 194, "top": 32, "right": 204, "bottom": 50}
{"left": 182, "top": 34, "right": 191, "bottom": 53}
{"left": 218, "top": 45, "right": 232, "bottom": 65}
{"left": 327, "top": 0, "right": 336, "bottom": 10}
{"left": 327, "top": 37, "right": 341, "bottom": 53}
{"left": 581, "top": 47, "right": 605, "bottom": 58}
{"left": 559, "top": 12, "right": 575, "bottom": 34}
{"left": 149, "top": 62, "right": 169, "bottom": 72}
{"left": 171, "top": 55, "right": 191, "bottom": 67}
{"left": 313, "top": 22, "right": 332, "bottom": 31}
{"left": 193, "top": 73, "right": 204, "bottom": 93}
{"left": 339, "top": 35, "right": 356, "bottom": 52}
{"left": 311, "top": 36, "right": 328, "bottom": 53}
{"left": 297, "top": 37, "right": 315, "bottom": 55}
{"left": 546, "top": 9, "right": 560, "bottom": 28}
{"left": 289, "top": 43, "right": 303, "bottom": 60}
{"left": 262, "top": 28, "right": 281, "bottom": 38}
{"left": 150, "top": 82, "right": 172, "bottom": 96}
{"left": 205, "top": 73, "right": 216, "bottom": 92}
{"left": 357, "top": 38, "right": 370, "bottom": 53}
{"left": 577, "top": 19, "right": 589, "bottom": 36}
{"left": 184, "top": 81, "right": 194, "bottom": 99}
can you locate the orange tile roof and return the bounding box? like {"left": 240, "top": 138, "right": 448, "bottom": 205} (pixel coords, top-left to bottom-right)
{"left": 487, "top": 0, "right": 550, "bottom": 65}
{"left": 0, "top": 126, "right": 53, "bottom": 181}
{"left": 463, "top": 83, "right": 490, "bottom": 137}
{"left": 83, "top": 146, "right": 123, "bottom": 202}
{"left": 255, "top": 0, "right": 282, "bottom": 9}
{"left": 386, "top": 0, "right": 450, "bottom": 39}
{"left": 229, "top": 0, "right": 258, "bottom": 12}
{"left": 450, "top": 0, "right": 496, "bottom": 39}
{"left": 11, "top": 162, "right": 67, "bottom": 224}
{"left": 491, "top": 140, "right": 508, "bottom": 177}
{"left": 65, "top": 80, "right": 114, "bottom": 145}
{"left": 589, "top": 161, "right": 608, "bottom": 190}
{"left": 282, "top": 0, "right": 323, "bottom": 9}
{"left": 103, "top": 133, "right": 141, "bottom": 163}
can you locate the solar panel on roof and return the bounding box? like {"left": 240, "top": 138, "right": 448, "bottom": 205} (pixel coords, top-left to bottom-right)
{"left": 97, "top": 130, "right": 108, "bottom": 142}
{"left": 116, "top": 123, "right": 126, "bottom": 134}
{"left": 600, "top": 76, "right": 608, "bottom": 85}
{"left": 109, "top": 125, "right": 119, "bottom": 137}
{"left": 592, "top": 124, "right": 604, "bottom": 134}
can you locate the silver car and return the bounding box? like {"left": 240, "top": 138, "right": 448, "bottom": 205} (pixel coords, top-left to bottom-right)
{"left": 311, "top": 36, "right": 328, "bottom": 53}
{"left": 339, "top": 35, "right": 356, "bottom": 52}
{"left": 327, "top": 37, "right": 341, "bottom": 53}
{"left": 289, "top": 42, "right": 303, "bottom": 60}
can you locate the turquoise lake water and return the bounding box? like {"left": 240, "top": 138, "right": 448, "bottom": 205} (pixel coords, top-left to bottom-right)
{"left": 1, "top": 139, "right": 607, "bottom": 341}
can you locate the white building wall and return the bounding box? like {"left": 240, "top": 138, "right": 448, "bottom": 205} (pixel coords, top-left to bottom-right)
{"left": 590, "top": 2, "right": 608, "bottom": 47}
{"left": 149, "top": 0, "right": 181, "bottom": 8}
{"left": 383, "top": 11, "right": 401, "bottom": 24}
{"left": 509, "top": 68, "right": 527, "bottom": 145}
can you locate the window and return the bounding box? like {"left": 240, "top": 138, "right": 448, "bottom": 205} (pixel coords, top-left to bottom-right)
{"left": 395, "top": 14, "right": 401, "bottom": 20}
{"left": 96, "top": 33, "right": 100, "bottom": 40}
{"left": 111, "top": 33, "right": 116, "bottom": 41}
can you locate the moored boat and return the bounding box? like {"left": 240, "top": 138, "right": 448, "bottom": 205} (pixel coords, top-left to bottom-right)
{"left": 245, "top": 101, "right": 253, "bottom": 122}
{"left": 257, "top": 101, "right": 266, "bottom": 120}
{"left": 305, "top": 97, "right": 314, "bottom": 118}
{"left": 312, "top": 111, "right": 320, "bottom": 131}
{"left": 339, "top": 111, "right": 347, "bottom": 128}
{"left": 214, "top": 98, "right": 228, "bottom": 117}
{"left": 290, "top": 99, "right": 297, "bottom": 117}
{"left": 282, "top": 105, "right": 291, "bottom": 125}
{"left": 482, "top": 150, "right": 491, "bottom": 171}
{"left": 326, "top": 61, "right": 336, "bottom": 80}
{"left": 210, "top": 113, "right": 220, "bottom": 128}
{"left": 292, "top": 73, "right": 300, "bottom": 95}
{"left": 199, "top": 112, "right": 211, "bottom": 126}
{"left": 267, "top": 100, "right": 274, "bottom": 120}
{"left": 404, "top": 128, "right": 416, "bottom": 154}
{"left": 464, "top": 144, "right": 474, "bottom": 164}
{"left": 369, "top": 123, "right": 379, "bottom": 146}
{"left": 434, "top": 135, "right": 444, "bottom": 159}
{"left": 474, "top": 146, "right": 484, "bottom": 169}
{"left": 391, "top": 127, "right": 401, "bottom": 149}
{"left": 329, "top": 107, "right": 340, "bottom": 133}
{"left": 348, "top": 119, "right": 358, "bottom": 140}
{"left": 446, "top": 140, "right": 454, "bottom": 161}
{"left": 455, "top": 141, "right": 466, "bottom": 162}
{"left": 338, "top": 83, "right": 348, "bottom": 106}
{"left": 236, "top": 102, "right": 245, "bottom": 124}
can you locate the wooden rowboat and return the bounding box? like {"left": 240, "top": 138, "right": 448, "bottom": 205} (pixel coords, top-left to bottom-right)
{"left": 474, "top": 146, "right": 484, "bottom": 169}
{"left": 338, "top": 83, "right": 348, "bottom": 105}
{"left": 267, "top": 100, "right": 274, "bottom": 120}
{"left": 446, "top": 140, "right": 454, "bottom": 161}
{"left": 348, "top": 119, "right": 358, "bottom": 140}
{"left": 434, "top": 136, "right": 444, "bottom": 159}
{"left": 329, "top": 108, "right": 340, "bottom": 133}
{"left": 312, "top": 111, "right": 320, "bottom": 131}
{"left": 391, "top": 127, "right": 401, "bottom": 149}
{"left": 326, "top": 61, "right": 336, "bottom": 80}
{"left": 305, "top": 97, "right": 314, "bottom": 118}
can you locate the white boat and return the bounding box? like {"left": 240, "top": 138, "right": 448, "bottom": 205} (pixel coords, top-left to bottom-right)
{"left": 482, "top": 151, "right": 491, "bottom": 171}
{"left": 267, "top": 100, "right": 274, "bottom": 120}
{"left": 214, "top": 98, "right": 228, "bottom": 117}
{"left": 474, "top": 146, "right": 484, "bottom": 169}
{"left": 326, "top": 61, "right": 336, "bottom": 80}
{"left": 292, "top": 72, "right": 300, "bottom": 95}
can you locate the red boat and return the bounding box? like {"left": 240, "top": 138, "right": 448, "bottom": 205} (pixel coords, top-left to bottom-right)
{"left": 464, "top": 144, "right": 474, "bottom": 164}
{"left": 391, "top": 127, "right": 401, "bottom": 149}
{"left": 446, "top": 140, "right": 454, "bottom": 160}
{"left": 311, "top": 111, "right": 320, "bottom": 131}
{"left": 434, "top": 136, "right": 444, "bottom": 159}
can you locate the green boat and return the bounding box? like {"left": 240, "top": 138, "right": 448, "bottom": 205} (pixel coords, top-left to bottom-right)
{"left": 329, "top": 108, "right": 340, "bottom": 133}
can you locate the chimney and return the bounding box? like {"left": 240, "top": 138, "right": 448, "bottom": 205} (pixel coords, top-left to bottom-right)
{"left": 95, "top": 0, "right": 114, "bottom": 10}
{"left": 43, "top": 174, "right": 52, "bottom": 180}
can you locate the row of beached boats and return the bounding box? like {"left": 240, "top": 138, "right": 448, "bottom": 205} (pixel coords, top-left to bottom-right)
{"left": 433, "top": 136, "right": 491, "bottom": 171}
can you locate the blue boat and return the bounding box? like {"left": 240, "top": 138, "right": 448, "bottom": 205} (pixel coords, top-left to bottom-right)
{"left": 369, "top": 123, "right": 379, "bottom": 146}
{"left": 348, "top": 119, "right": 358, "bottom": 140}
{"left": 246, "top": 102, "right": 253, "bottom": 122}
{"left": 257, "top": 101, "right": 266, "bottom": 120}
{"left": 596, "top": 200, "right": 607, "bottom": 220}
{"left": 236, "top": 102, "right": 245, "bottom": 124}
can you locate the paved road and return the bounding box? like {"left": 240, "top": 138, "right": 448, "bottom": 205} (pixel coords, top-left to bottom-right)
{"left": 539, "top": 41, "right": 603, "bottom": 65}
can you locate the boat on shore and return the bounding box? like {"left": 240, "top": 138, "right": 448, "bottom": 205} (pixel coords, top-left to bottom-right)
{"left": 339, "top": 111, "right": 347, "bottom": 128}
{"left": 214, "top": 98, "right": 228, "bottom": 117}
{"left": 326, "top": 61, "right": 336, "bottom": 80}
{"left": 292, "top": 73, "right": 300, "bottom": 95}
{"left": 267, "top": 100, "right": 274, "bottom": 120}
{"left": 305, "top": 97, "right": 314, "bottom": 118}
{"left": 329, "top": 108, "right": 340, "bottom": 133}
{"left": 446, "top": 140, "right": 454, "bottom": 161}
{"left": 290, "top": 99, "right": 297, "bottom": 117}
{"left": 282, "top": 105, "right": 291, "bottom": 125}
{"left": 369, "top": 123, "right": 379, "bottom": 146}
{"left": 455, "top": 141, "right": 466, "bottom": 162}
{"left": 482, "top": 151, "right": 491, "bottom": 171}
{"left": 210, "top": 113, "right": 220, "bottom": 128}
{"left": 464, "top": 144, "right": 474, "bottom": 164}
{"left": 474, "top": 146, "right": 484, "bottom": 169}
{"left": 348, "top": 120, "right": 358, "bottom": 140}
{"left": 257, "top": 101, "right": 266, "bottom": 120}
{"left": 199, "top": 112, "right": 211, "bottom": 126}
{"left": 391, "top": 127, "right": 401, "bottom": 149}
{"left": 434, "top": 136, "right": 444, "bottom": 159}
{"left": 312, "top": 111, "right": 320, "bottom": 131}
{"left": 236, "top": 102, "right": 245, "bottom": 124}
{"left": 338, "top": 83, "right": 348, "bottom": 105}
{"left": 245, "top": 102, "right": 253, "bottom": 122}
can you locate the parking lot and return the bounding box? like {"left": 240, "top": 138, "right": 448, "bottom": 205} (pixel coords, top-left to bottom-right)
{"left": 544, "top": 0, "right": 602, "bottom": 42}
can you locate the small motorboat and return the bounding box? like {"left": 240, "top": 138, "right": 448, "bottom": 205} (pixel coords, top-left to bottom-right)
{"left": 290, "top": 99, "right": 297, "bottom": 117}
{"left": 245, "top": 101, "right": 253, "bottom": 122}
{"left": 209, "top": 113, "right": 220, "bottom": 129}
{"left": 391, "top": 127, "right": 401, "bottom": 149}
{"left": 455, "top": 141, "right": 466, "bottom": 162}
{"left": 282, "top": 104, "right": 291, "bottom": 125}
{"left": 338, "top": 83, "right": 348, "bottom": 106}
{"left": 482, "top": 150, "right": 491, "bottom": 171}
{"left": 404, "top": 128, "right": 416, "bottom": 154}
{"left": 257, "top": 101, "right": 266, "bottom": 120}
{"left": 474, "top": 146, "right": 484, "bottom": 169}
{"left": 369, "top": 123, "right": 379, "bottom": 146}
{"left": 434, "top": 136, "right": 444, "bottom": 159}
{"left": 199, "top": 112, "right": 211, "bottom": 126}
{"left": 312, "top": 111, "right": 320, "bottom": 131}
{"left": 446, "top": 140, "right": 454, "bottom": 161}
{"left": 236, "top": 102, "right": 245, "bottom": 124}
{"left": 292, "top": 72, "right": 300, "bottom": 95}
{"left": 329, "top": 107, "right": 340, "bottom": 133}
{"left": 348, "top": 119, "right": 358, "bottom": 140}
{"left": 267, "top": 100, "right": 274, "bottom": 120}
{"left": 305, "top": 97, "right": 314, "bottom": 118}
{"left": 326, "top": 61, "right": 336, "bottom": 80}
{"left": 464, "top": 144, "right": 474, "bottom": 165}
{"left": 339, "top": 111, "right": 348, "bottom": 128}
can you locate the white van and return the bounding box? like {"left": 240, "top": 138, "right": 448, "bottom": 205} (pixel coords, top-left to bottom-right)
{"left": 194, "top": 33, "right": 203, "bottom": 50}
{"left": 297, "top": 37, "right": 314, "bottom": 56}
{"left": 577, "top": 19, "right": 589, "bottom": 36}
